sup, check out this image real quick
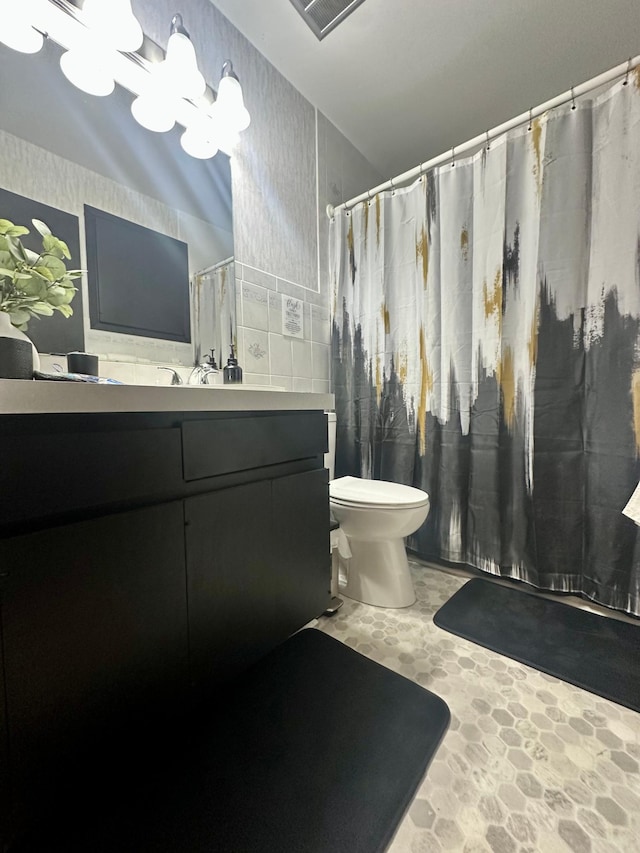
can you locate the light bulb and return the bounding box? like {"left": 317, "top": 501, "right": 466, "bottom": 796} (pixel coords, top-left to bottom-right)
{"left": 214, "top": 67, "right": 250, "bottom": 134}
{"left": 82, "top": 0, "right": 143, "bottom": 52}
{"left": 60, "top": 45, "right": 116, "bottom": 97}
{"left": 131, "top": 90, "right": 176, "bottom": 133}
{"left": 0, "top": 0, "right": 44, "bottom": 54}
{"left": 180, "top": 119, "right": 219, "bottom": 160}
{"left": 157, "top": 15, "right": 205, "bottom": 101}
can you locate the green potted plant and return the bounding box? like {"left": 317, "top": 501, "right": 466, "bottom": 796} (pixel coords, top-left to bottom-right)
{"left": 0, "top": 217, "right": 82, "bottom": 326}
{"left": 0, "top": 217, "right": 83, "bottom": 375}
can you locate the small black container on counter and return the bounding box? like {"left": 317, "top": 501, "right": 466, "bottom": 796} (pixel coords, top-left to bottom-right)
{"left": 67, "top": 351, "right": 99, "bottom": 376}
{"left": 0, "top": 337, "right": 32, "bottom": 379}
{"left": 223, "top": 344, "right": 243, "bottom": 384}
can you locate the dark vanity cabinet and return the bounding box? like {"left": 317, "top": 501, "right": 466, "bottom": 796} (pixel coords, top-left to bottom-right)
{"left": 0, "top": 408, "right": 330, "bottom": 850}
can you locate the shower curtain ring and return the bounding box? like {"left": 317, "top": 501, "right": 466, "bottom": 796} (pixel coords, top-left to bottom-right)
{"left": 485, "top": 130, "right": 490, "bottom": 150}
{"left": 527, "top": 108, "right": 533, "bottom": 131}
{"left": 389, "top": 176, "right": 395, "bottom": 194}
{"left": 451, "top": 146, "right": 455, "bottom": 168}
{"left": 623, "top": 57, "right": 632, "bottom": 85}
{"left": 571, "top": 86, "right": 577, "bottom": 110}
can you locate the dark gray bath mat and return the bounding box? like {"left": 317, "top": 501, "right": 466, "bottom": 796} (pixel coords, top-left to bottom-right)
{"left": 434, "top": 578, "right": 640, "bottom": 712}
{"left": 18, "top": 629, "right": 450, "bottom": 852}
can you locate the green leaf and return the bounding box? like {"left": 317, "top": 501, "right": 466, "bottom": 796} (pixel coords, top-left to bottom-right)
{"left": 9, "top": 309, "right": 31, "bottom": 325}
{"left": 6, "top": 238, "right": 24, "bottom": 263}
{"left": 56, "top": 304, "right": 73, "bottom": 318}
{"left": 20, "top": 278, "right": 47, "bottom": 297}
{"left": 42, "top": 234, "right": 58, "bottom": 253}
{"left": 0, "top": 267, "right": 16, "bottom": 277}
{"left": 0, "top": 219, "right": 15, "bottom": 235}
{"left": 33, "top": 265, "right": 55, "bottom": 282}
{"left": 6, "top": 226, "right": 29, "bottom": 238}
{"left": 31, "top": 302, "right": 55, "bottom": 316}
{"left": 32, "top": 218, "right": 51, "bottom": 237}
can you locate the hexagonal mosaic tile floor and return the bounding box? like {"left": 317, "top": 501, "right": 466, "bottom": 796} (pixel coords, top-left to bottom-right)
{"left": 314, "top": 560, "right": 640, "bottom": 853}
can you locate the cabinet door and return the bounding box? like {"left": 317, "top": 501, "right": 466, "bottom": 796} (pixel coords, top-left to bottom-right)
{"left": 0, "top": 501, "right": 188, "bottom": 796}
{"left": 272, "top": 469, "right": 331, "bottom": 629}
{"left": 185, "top": 481, "right": 275, "bottom": 687}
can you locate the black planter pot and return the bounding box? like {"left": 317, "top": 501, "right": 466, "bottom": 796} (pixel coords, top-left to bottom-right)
{"left": 0, "top": 336, "right": 33, "bottom": 379}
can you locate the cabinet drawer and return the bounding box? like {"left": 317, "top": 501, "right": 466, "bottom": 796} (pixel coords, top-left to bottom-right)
{"left": 182, "top": 412, "right": 327, "bottom": 481}
{"left": 0, "top": 427, "right": 183, "bottom": 526}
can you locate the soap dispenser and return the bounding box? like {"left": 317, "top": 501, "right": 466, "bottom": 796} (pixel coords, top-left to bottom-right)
{"left": 207, "top": 348, "right": 218, "bottom": 370}
{"left": 223, "top": 344, "right": 243, "bottom": 384}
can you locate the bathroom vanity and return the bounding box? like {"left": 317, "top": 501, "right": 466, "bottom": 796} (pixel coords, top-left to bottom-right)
{"left": 0, "top": 381, "right": 333, "bottom": 849}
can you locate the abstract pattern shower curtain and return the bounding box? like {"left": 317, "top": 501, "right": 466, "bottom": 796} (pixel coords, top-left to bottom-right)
{"left": 330, "top": 74, "right": 640, "bottom": 616}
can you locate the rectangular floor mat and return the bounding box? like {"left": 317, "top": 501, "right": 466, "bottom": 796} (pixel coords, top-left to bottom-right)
{"left": 17, "top": 629, "right": 450, "bottom": 853}
{"left": 434, "top": 578, "right": 640, "bottom": 713}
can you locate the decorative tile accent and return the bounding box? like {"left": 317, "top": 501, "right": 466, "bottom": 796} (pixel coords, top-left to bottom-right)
{"left": 238, "top": 327, "right": 269, "bottom": 375}
{"left": 248, "top": 341, "right": 267, "bottom": 360}
{"left": 314, "top": 561, "right": 640, "bottom": 853}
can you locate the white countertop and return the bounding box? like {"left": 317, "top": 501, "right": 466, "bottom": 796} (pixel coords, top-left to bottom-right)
{"left": 0, "top": 379, "right": 334, "bottom": 415}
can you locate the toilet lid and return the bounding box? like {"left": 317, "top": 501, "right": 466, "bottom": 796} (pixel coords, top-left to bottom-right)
{"left": 329, "top": 476, "right": 429, "bottom": 508}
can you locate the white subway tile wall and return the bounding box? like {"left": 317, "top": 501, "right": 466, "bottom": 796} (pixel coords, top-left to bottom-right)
{"left": 235, "top": 264, "right": 332, "bottom": 389}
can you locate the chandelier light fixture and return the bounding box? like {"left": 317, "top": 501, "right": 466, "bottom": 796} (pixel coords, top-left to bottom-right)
{"left": 0, "top": 0, "right": 251, "bottom": 159}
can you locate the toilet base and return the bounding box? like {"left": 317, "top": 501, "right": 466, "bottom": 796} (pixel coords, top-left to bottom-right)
{"left": 340, "top": 537, "right": 416, "bottom": 608}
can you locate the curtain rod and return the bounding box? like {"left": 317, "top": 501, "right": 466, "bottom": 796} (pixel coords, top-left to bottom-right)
{"left": 327, "top": 54, "right": 640, "bottom": 218}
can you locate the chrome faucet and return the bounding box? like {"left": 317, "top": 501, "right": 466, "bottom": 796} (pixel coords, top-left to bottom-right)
{"left": 157, "top": 367, "right": 183, "bottom": 385}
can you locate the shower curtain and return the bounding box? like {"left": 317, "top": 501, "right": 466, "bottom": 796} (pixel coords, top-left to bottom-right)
{"left": 330, "top": 75, "right": 640, "bottom": 616}
{"left": 192, "top": 257, "right": 236, "bottom": 367}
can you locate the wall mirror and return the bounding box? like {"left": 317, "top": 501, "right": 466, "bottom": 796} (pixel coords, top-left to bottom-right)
{"left": 0, "top": 36, "right": 235, "bottom": 368}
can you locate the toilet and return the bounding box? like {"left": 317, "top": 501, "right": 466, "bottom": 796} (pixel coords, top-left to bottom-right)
{"left": 325, "top": 413, "right": 430, "bottom": 608}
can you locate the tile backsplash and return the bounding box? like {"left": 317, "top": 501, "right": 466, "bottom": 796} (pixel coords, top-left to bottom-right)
{"left": 235, "top": 262, "right": 330, "bottom": 393}
{"left": 38, "top": 354, "right": 194, "bottom": 386}
{"left": 36, "top": 260, "right": 332, "bottom": 391}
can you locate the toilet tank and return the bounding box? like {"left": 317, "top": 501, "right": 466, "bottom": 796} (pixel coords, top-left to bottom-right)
{"left": 325, "top": 412, "right": 336, "bottom": 480}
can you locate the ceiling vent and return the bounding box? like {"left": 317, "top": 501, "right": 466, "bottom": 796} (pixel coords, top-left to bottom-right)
{"left": 289, "top": 0, "right": 368, "bottom": 40}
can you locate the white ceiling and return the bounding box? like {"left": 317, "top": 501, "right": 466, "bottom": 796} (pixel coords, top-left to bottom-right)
{"left": 211, "top": 0, "right": 640, "bottom": 182}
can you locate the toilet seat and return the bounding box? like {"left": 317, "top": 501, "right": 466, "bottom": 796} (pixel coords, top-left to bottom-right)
{"left": 329, "top": 476, "right": 429, "bottom": 510}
